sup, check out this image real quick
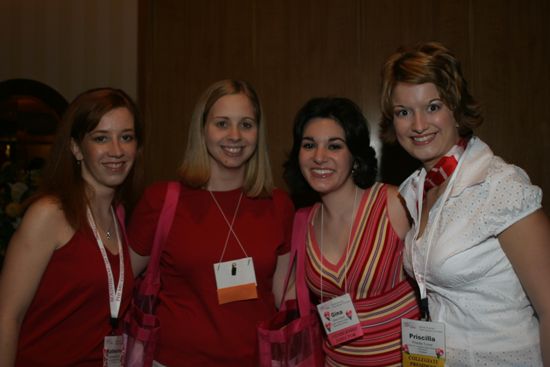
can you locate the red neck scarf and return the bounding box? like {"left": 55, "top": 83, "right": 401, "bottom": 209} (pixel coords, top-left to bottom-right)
{"left": 424, "top": 138, "right": 468, "bottom": 194}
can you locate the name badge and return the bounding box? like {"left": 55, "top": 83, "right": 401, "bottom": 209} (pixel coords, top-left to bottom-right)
{"left": 401, "top": 318, "right": 446, "bottom": 367}
{"left": 214, "top": 257, "right": 258, "bottom": 304}
{"left": 103, "top": 335, "right": 124, "bottom": 367}
{"left": 317, "top": 293, "right": 363, "bottom": 346}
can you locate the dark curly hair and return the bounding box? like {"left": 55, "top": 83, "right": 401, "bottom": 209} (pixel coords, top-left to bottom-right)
{"left": 283, "top": 97, "right": 377, "bottom": 207}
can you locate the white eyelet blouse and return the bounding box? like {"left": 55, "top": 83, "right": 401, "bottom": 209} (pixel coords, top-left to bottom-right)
{"left": 400, "top": 137, "right": 543, "bottom": 367}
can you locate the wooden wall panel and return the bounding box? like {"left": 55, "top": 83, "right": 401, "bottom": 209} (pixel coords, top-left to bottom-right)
{"left": 255, "top": 1, "right": 366, "bottom": 185}
{"left": 139, "top": 0, "right": 550, "bottom": 213}
{"left": 0, "top": 0, "right": 138, "bottom": 101}
{"left": 470, "top": 0, "right": 550, "bottom": 213}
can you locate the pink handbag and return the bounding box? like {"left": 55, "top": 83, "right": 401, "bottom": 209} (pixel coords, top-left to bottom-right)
{"left": 122, "top": 182, "right": 180, "bottom": 367}
{"left": 257, "top": 208, "right": 324, "bottom": 367}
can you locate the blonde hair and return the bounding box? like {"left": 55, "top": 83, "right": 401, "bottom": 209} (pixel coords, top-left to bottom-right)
{"left": 178, "top": 79, "right": 274, "bottom": 197}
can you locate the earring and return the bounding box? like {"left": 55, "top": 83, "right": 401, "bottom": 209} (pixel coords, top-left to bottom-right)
{"left": 76, "top": 160, "right": 81, "bottom": 166}
{"left": 352, "top": 161, "right": 359, "bottom": 174}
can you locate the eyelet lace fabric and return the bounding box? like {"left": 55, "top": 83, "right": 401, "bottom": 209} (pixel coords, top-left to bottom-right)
{"left": 401, "top": 138, "right": 543, "bottom": 367}
{"left": 445, "top": 345, "right": 543, "bottom": 367}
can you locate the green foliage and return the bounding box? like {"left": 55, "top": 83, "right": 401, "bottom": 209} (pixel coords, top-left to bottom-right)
{"left": 0, "top": 160, "right": 43, "bottom": 256}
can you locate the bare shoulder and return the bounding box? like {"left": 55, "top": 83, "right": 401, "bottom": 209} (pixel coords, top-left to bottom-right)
{"left": 24, "top": 196, "right": 67, "bottom": 230}
{"left": 0, "top": 197, "right": 76, "bottom": 330}
{"left": 13, "top": 196, "right": 74, "bottom": 251}
{"left": 384, "top": 184, "right": 410, "bottom": 240}
{"left": 385, "top": 184, "right": 399, "bottom": 199}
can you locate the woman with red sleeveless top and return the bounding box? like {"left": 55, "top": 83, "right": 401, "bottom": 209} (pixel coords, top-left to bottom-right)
{"left": 0, "top": 88, "right": 143, "bottom": 366}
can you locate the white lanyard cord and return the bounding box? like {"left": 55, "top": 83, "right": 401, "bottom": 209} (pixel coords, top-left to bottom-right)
{"left": 319, "top": 186, "right": 358, "bottom": 302}
{"left": 209, "top": 191, "right": 248, "bottom": 265}
{"left": 414, "top": 148, "right": 468, "bottom": 301}
{"left": 87, "top": 206, "right": 124, "bottom": 327}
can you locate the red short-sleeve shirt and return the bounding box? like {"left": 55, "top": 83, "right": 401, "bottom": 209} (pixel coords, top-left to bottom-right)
{"left": 128, "top": 182, "right": 294, "bottom": 366}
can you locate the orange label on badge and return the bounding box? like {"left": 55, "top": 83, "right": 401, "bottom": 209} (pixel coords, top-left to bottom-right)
{"left": 217, "top": 283, "right": 258, "bottom": 304}
{"left": 214, "top": 257, "right": 258, "bottom": 304}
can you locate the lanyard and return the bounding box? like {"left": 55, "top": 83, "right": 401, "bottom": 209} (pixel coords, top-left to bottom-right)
{"left": 411, "top": 146, "right": 468, "bottom": 318}
{"left": 209, "top": 191, "right": 249, "bottom": 264}
{"left": 87, "top": 206, "right": 124, "bottom": 329}
{"left": 319, "top": 186, "right": 358, "bottom": 302}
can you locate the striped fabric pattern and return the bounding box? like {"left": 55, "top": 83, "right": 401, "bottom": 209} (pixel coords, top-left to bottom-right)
{"left": 305, "top": 183, "right": 420, "bottom": 366}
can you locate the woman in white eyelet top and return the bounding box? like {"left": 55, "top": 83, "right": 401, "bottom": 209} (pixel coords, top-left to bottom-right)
{"left": 400, "top": 137, "right": 543, "bottom": 366}
{"left": 379, "top": 41, "right": 550, "bottom": 366}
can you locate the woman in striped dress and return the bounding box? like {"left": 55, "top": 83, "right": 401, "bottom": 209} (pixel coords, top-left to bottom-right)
{"left": 283, "top": 97, "right": 420, "bottom": 366}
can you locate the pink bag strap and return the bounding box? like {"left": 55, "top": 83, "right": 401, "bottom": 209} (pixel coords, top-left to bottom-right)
{"left": 281, "top": 207, "right": 312, "bottom": 315}
{"left": 146, "top": 181, "right": 181, "bottom": 281}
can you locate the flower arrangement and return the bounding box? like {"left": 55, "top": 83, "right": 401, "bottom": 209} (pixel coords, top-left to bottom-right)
{"left": 0, "top": 159, "right": 43, "bottom": 258}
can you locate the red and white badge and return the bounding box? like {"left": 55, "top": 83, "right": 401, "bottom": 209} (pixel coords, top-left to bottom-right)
{"left": 317, "top": 293, "right": 363, "bottom": 346}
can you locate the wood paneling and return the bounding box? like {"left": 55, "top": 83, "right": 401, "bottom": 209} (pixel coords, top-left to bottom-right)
{"left": 0, "top": 0, "right": 138, "bottom": 101}
{"left": 470, "top": 0, "right": 550, "bottom": 214}
{"left": 139, "top": 0, "right": 550, "bottom": 213}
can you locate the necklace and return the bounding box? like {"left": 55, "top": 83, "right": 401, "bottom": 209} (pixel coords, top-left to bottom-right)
{"left": 90, "top": 208, "right": 115, "bottom": 241}
{"left": 105, "top": 222, "right": 114, "bottom": 240}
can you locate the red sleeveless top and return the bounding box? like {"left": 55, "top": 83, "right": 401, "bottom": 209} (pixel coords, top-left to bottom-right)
{"left": 16, "top": 226, "right": 133, "bottom": 367}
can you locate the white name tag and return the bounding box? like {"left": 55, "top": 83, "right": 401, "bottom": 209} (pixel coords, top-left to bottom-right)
{"left": 401, "top": 318, "right": 446, "bottom": 366}
{"left": 213, "top": 257, "right": 258, "bottom": 304}
{"left": 103, "top": 335, "right": 124, "bottom": 367}
{"left": 317, "top": 293, "right": 363, "bottom": 346}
